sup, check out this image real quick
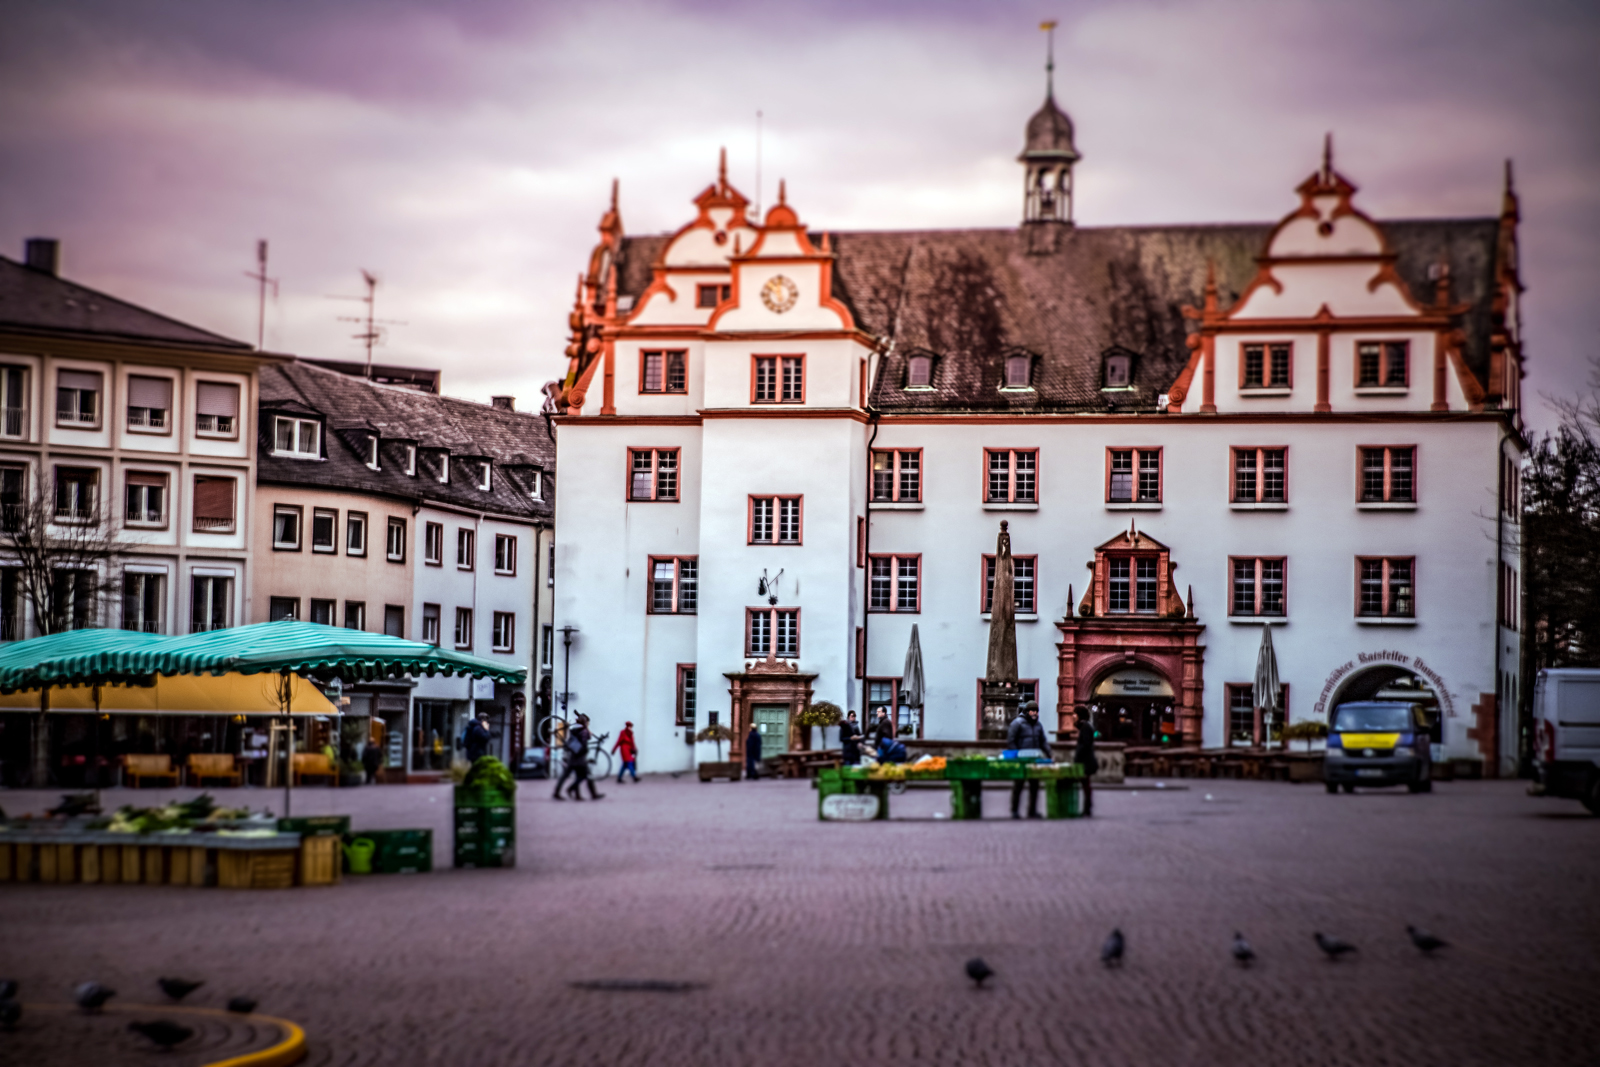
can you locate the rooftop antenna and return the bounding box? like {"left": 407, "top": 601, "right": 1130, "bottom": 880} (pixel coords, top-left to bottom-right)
{"left": 330, "top": 270, "right": 406, "bottom": 378}
{"left": 243, "top": 239, "right": 278, "bottom": 350}
{"left": 1322, "top": 132, "right": 1333, "bottom": 182}
{"left": 755, "top": 109, "right": 764, "bottom": 220}
{"left": 1040, "top": 20, "right": 1058, "bottom": 98}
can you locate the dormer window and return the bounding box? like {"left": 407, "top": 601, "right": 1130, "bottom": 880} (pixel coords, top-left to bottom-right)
{"left": 478, "top": 462, "right": 491, "bottom": 491}
{"left": 906, "top": 355, "right": 933, "bottom": 389}
{"left": 1003, "top": 354, "right": 1032, "bottom": 389}
{"left": 405, "top": 444, "right": 417, "bottom": 476}
{"left": 365, "top": 435, "right": 380, "bottom": 470}
{"left": 436, "top": 453, "right": 450, "bottom": 484}
{"left": 1103, "top": 352, "right": 1133, "bottom": 390}
{"left": 273, "top": 416, "right": 320, "bottom": 459}
{"left": 529, "top": 470, "right": 543, "bottom": 500}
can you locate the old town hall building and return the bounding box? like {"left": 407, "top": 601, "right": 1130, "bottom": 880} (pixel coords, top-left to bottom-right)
{"left": 550, "top": 91, "right": 1526, "bottom": 777}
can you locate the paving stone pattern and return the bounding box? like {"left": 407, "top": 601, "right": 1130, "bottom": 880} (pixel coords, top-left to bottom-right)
{"left": 3, "top": 777, "right": 1598, "bottom": 1067}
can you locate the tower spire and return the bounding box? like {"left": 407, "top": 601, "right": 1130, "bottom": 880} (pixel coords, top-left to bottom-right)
{"left": 1322, "top": 132, "right": 1333, "bottom": 182}
{"left": 1040, "top": 20, "right": 1058, "bottom": 98}
{"left": 718, "top": 147, "right": 727, "bottom": 191}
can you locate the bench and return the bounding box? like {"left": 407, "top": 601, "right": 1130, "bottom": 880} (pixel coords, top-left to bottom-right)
{"left": 187, "top": 753, "right": 242, "bottom": 787}
{"left": 123, "top": 754, "right": 179, "bottom": 788}
{"left": 772, "top": 751, "right": 842, "bottom": 779}
{"left": 292, "top": 753, "right": 338, "bottom": 786}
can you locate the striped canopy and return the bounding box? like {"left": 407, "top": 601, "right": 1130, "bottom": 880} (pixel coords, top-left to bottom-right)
{"left": 0, "top": 621, "right": 525, "bottom": 693}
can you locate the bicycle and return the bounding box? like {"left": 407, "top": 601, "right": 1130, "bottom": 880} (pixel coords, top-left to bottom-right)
{"left": 536, "top": 715, "right": 569, "bottom": 748}
{"left": 585, "top": 731, "right": 614, "bottom": 780}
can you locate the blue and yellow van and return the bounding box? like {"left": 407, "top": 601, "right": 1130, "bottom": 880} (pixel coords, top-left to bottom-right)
{"left": 1324, "top": 701, "right": 1433, "bottom": 794}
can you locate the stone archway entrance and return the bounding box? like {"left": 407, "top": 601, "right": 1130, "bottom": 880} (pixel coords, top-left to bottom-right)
{"left": 1327, "top": 666, "right": 1443, "bottom": 746}
{"left": 724, "top": 657, "right": 816, "bottom": 761}
{"left": 1088, "top": 666, "right": 1178, "bottom": 745}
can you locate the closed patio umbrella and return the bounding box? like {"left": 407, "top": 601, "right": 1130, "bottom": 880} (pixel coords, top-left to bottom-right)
{"left": 901, "top": 624, "right": 925, "bottom": 736}
{"left": 1254, "top": 622, "right": 1282, "bottom": 748}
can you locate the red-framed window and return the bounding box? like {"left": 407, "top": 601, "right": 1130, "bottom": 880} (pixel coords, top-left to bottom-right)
{"left": 985, "top": 449, "right": 1036, "bottom": 503}
{"left": 629, "top": 448, "right": 679, "bottom": 501}
{"left": 695, "top": 284, "right": 731, "bottom": 309}
{"left": 1358, "top": 557, "right": 1414, "bottom": 618}
{"left": 1241, "top": 343, "right": 1292, "bottom": 389}
{"left": 869, "top": 677, "right": 923, "bottom": 739}
{"left": 639, "top": 350, "right": 687, "bottom": 394}
{"left": 676, "top": 663, "right": 697, "bottom": 725}
{"left": 1230, "top": 557, "right": 1287, "bottom": 617}
{"left": 1360, "top": 446, "right": 1415, "bottom": 503}
{"left": 982, "top": 555, "right": 1036, "bottom": 614}
{"left": 868, "top": 554, "right": 921, "bottom": 613}
{"left": 753, "top": 355, "right": 804, "bottom": 403}
{"left": 648, "top": 556, "right": 698, "bottom": 614}
{"left": 1106, "top": 555, "right": 1160, "bottom": 614}
{"left": 1232, "top": 447, "right": 1287, "bottom": 503}
{"left": 1356, "top": 340, "right": 1409, "bottom": 387}
{"left": 1225, "top": 683, "right": 1290, "bottom": 747}
{"left": 871, "top": 449, "right": 921, "bottom": 503}
{"left": 1107, "top": 447, "right": 1161, "bottom": 503}
{"left": 749, "top": 496, "right": 802, "bottom": 544}
{"left": 747, "top": 607, "right": 799, "bottom": 658}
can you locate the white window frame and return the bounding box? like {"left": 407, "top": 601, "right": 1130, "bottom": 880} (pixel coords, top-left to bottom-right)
{"left": 386, "top": 516, "right": 405, "bottom": 562}
{"left": 494, "top": 534, "right": 516, "bottom": 575}
{"left": 272, "top": 504, "right": 303, "bottom": 551}
{"left": 273, "top": 416, "right": 321, "bottom": 459}
{"left": 492, "top": 611, "right": 514, "bottom": 653}
{"left": 424, "top": 521, "right": 443, "bottom": 565}
{"left": 311, "top": 508, "right": 337, "bottom": 553}
{"left": 454, "top": 606, "right": 473, "bottom": 649}
{"left": 457, "top": 528, "right": 475, "bottom": 570}
{"left": 346, "top": 511, "right": 367, "bottom": 556}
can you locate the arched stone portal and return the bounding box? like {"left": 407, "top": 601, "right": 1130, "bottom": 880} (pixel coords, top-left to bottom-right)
{"left": 1326, "top": 666, "right": 1443, "bottom": 745}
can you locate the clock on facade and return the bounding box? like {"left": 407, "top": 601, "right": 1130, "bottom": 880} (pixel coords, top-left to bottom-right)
{"left": 760, "top": 275, "right": 798, "bottom": 314}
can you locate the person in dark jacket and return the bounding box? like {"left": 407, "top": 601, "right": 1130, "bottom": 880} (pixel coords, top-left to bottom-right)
{"left": 745, "top": 724, "right": 763, "bottom": 780}
{"left": 552, "top": 715, "right": 604, "bottom": 801}
{"left": 839, "top": 711, "right": 862, "bottom": 765}
{"left": 463, "top": 714, "right": 493, "bottom": 763}
{"left": 1073, "top": 708, "right": 1096, "bottom": 817}
{"left": 361, "top": 739, "right": 383, "bottom": 784}
{"left": 1006, "top": 702, "right": 1052, "bottom": 819}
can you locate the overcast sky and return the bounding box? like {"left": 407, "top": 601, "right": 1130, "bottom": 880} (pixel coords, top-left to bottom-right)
{"left": 2, "top": 0, "right": 1596, "bottom": 429}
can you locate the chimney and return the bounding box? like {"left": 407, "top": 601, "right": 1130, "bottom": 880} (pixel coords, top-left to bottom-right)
{"left": 490, "top": 395, "right": 515, "bottom": 411}
{"left": 24, "top": 238, "right": 60, "bottom": 276}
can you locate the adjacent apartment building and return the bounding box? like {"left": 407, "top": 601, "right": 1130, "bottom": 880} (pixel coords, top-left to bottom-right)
{"left": 252, "top": 362, "right": 554, "bottom": 779}
{"left": 550, "top": 95, "right": 1525, "bottom": 776}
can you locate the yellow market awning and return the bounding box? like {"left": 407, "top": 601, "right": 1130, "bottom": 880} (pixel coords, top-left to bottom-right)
{"left": 0, "top": 672, "right": 337, "bottom": 716}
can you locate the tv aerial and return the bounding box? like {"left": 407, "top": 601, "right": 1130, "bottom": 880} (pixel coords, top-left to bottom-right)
{"left": 328, "top": 269, "right": 406, "bottom": 377}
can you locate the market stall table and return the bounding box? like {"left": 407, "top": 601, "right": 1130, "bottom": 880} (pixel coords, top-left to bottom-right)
{"left": 816, "top": 759, "right": 1086, "bottom": 821}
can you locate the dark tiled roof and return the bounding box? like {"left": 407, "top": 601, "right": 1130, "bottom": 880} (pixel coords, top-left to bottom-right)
{"left": 0, "top": 256, "right": 251, "bottom": 350}
{"left": 614, "top": 217, "right": 1501, "bottom": 415}
{"left": 258, "top": 361, "right": 554, "bottom": 521}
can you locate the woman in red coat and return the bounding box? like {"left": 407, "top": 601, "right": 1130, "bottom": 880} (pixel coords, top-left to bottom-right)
{"left": 612, "top": 722, "right": 639, "bottom": 783}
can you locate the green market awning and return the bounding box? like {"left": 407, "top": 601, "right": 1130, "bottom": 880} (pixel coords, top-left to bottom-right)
{"left": 0, "top": 629, "right": 167, "bottom": 693}
{"left": 0, "top": 621, "right": 525, "bottom": 693}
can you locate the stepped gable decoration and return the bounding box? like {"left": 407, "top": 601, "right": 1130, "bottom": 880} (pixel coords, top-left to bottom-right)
{"left": 1168, "top": 137, "right": 1502, "bottom": 415}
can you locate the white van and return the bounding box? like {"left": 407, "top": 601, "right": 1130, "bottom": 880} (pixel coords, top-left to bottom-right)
{"left": 1530, "top": 668, "right": 1600, "bottom": 814}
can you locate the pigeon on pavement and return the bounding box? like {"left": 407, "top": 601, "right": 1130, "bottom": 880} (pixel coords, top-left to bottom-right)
{"left": 965, "top": 958, "right": 994, "bottom": 989}
{"left": 226, "top": 997, "right": 258, "bottom": 1014}
{"left": 1101, "top": 929, "right": 1125, "bottom": 968}
{"left": 158, "top": 977, "right": 204, "bottom": 1002}
{"left": 0, "top": 999, "right": 20, "bottom": 1030}
{"left": 74, "top": 982, "right": 116, "bottom": 1011}
{"left": 1407, "top": 926, "right": 1448, "bottom": 954}
{"left": 1314, "top": 933, "right": 1357, "bottom": 961}
{"left": 1231, "top": 932, "right": 1256, "bottom": 967}
{"left": 129, "top": 1020, "right": 195, "bottom": 1049}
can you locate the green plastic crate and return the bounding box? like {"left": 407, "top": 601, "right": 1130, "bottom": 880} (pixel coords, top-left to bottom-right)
{"left": 984, "top": 760, "right": 1028, "bottom": 780}
{"left": 365, "top": 829, "right": 432, "bottom": 874}
{"left": 944, "top": 758, "right": 991, "bottom": 780}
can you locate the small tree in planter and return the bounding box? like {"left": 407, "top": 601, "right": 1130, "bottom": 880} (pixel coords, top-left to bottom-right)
{"left": 695, "top": 723, "right": 734, "bottom": 761}
{"left": 1281, "top": 720, "right": 1329, "bottom": 753}
{"left": 796, "top": 701, "right": 843, "bottom": 751}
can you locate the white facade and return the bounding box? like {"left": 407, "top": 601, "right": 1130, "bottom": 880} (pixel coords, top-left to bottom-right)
{"left": 553, "top": 150, "right": 1526, "bottom": 776}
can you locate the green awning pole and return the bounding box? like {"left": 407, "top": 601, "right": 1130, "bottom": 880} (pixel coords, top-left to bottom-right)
{"left": 281, "top": 669, "right": 292, "bottom": 819}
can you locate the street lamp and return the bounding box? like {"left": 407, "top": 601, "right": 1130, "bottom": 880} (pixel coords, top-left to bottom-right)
{"left": 559, "top": 625, "right": 579, "bottom": 719}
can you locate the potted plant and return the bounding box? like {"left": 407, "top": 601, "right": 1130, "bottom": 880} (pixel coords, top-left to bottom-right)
{"left": 796, "top": 701, "right": 843, "bottom": 752}
{"left": 695, "top": 723, "right": 739, "bottom": 782}
{"left": 1281, "top": 720, "right": 1329, "bottom": 753}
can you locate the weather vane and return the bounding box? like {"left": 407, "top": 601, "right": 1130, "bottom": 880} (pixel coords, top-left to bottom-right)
{"left": 1040, "top": 19, "right": 1058, "bottom": 96}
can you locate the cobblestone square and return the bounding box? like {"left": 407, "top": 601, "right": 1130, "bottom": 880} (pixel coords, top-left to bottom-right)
{"left": 3, "top": 776, "right": 1597, "bottom": 1067}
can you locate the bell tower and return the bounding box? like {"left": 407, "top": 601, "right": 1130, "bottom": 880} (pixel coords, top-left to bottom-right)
{"left": 1019, "top": 21, "right": 1080, "bottom": 247}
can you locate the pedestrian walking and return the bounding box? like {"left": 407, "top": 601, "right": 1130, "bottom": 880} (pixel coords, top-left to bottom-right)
{"left": 613, "top": 721, "right": 639, "bottom": 783}
{"left": 463, "top": 713, "right": 492, "bottom": 763}
{"left": 1007, "top": 701, "right": 1052, "bottom": 819}
{"left": 552, "top": 714, "right": 604, "bottom": 801}
{"left": 839, "top": 711, "right": 862, "bottom": 765}
{"left": 745, "top": 723, "right": 763, "bottom": 780}
{"left": 1073, "top": 708, "right": 1096, "bottom": 818}
{"left": 361, "top": 739, "right": 383, "bottom": 784}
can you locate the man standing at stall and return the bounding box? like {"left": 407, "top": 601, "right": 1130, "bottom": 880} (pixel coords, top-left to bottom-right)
{"left": 1007, "top": 702, "right": 1051, "bottom": 819}
{"left": 1073, "top": 708, "right": 1096, "bottom": 818}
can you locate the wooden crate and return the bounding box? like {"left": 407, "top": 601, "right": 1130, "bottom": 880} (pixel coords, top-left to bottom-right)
{"left": 0, "top": 841, "right": 12, "bottom": 881}
{"left": 218, "top": 849, "right": 297, "bottom": 889}
{"left": 80, "top": 844, "right": 100, "bottom": 883}
{"left": 143, "top": 845, "right": 167, "bottom": 885}
{"left": 297, "top": 836, "right": 341, "bottom": 887}
{"left": 120, "top": 845, "right": 141, "bottom": 884}
{"left": 17, "top": 842, "right": 36, "bottom": 882}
